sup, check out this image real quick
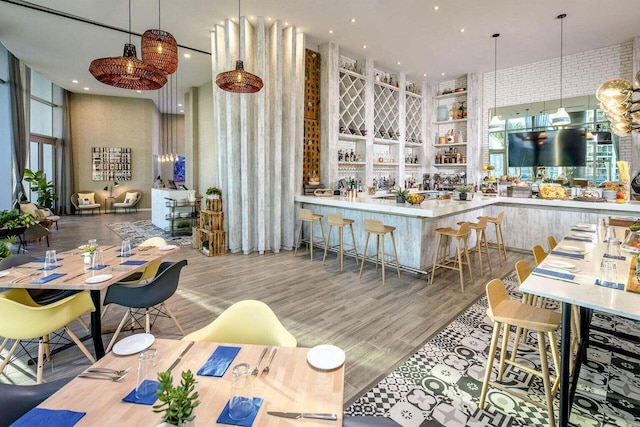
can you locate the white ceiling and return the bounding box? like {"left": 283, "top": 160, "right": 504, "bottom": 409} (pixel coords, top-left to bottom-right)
{"left": 1, "top": 0, "right": 639, "bottom": 113}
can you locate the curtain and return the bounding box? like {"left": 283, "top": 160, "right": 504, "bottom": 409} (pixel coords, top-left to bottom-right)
{"left": 8, "top": 52, "right": 28, "bottom": 205}
{"left": 58, "top": 90, "right": 74, "bottom": 215}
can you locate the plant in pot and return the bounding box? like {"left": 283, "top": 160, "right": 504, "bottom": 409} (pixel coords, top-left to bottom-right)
{"left": 153, "top": 369, "right": 200, "bottom": 427}
{"left": 0, "top": 209, "right": 35, "bottom": 230}
{"left": 205, "top": 187, "right": 222, "bottom": 199}
{"left": 393, "top": 188, "right": 409, "bottom": 203}
{"left": 23, "top": 168, "right": 58, "bottom": 209}
{"left": 456, "top": 186, "right": 470, "bottom": 200}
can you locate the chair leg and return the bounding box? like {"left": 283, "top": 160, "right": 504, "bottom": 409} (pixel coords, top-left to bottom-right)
{"left": 0, "top": 337, "right": 8, "bottom": 353}
{"left": 349, "top": 223, "right": 359, "bottom": 266}
{"left": 309, "top": 221, "right": 314, "bottom": 259}
{"left": 480, "top": 321, "right": 501, "bottom": 408}
{"left": 101, "top": 303, "right": 112, "bottom": 320}
{"left": 145, "top": 308, "right": 151, "bottom": 333}
{"left": 294, "top": 220, "right": 303, "bottom": 257}
{"left": 482, "top": 228, "right": 493, "bottom": 274}
{"left": 65, "top": 326, "right": 96, "bottom": 364}
{"left": 380, "top": 233, "right": 386, "bottom": 286}
{"left": 338, "top": 226, "right": 344, "bottom": 272}
{"left": 106, "top": 310, "right": 131, "bottom": 353}
{"left": 497, "top": 323, "right": 511, "bottom": 381}
{"left": 76, "top": 316, "right": 90, "bottom": 332}
{"left": 375, "top": 235, "right": 380, "bottom": 273}
{"left": 455, "top": 239, "right": 464, "bottom": 293}
{"left": 430, "top": 233, "right": 443, "bottom": 284}
{"left": 322, "top": 225, "right": 333, "bottom": 265}
{"left": 390, "top": 231, "right": 401, "bottom": 279}
{"left": 43, "top": 334, "right": 51, "bottom": 361}
{"left": 0, "top": 340, "right": 20, "bottom": 375}
{"left": 537, "top": 332, "right": 556, "bottom": 427}
{"left": 463, "top": 236, "right": 474, "bottom": 284}
{"left": 37, "top": 338, "right": 45, "bottom": 384}
{"left": 162, "top": 303, "right": 184, "bottom": 335}
{"left": 359, "top": 232, "right": 371, "bottom": 279}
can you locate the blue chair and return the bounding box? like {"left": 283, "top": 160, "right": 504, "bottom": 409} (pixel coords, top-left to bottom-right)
{"left": 0, "top": 377, "right": 73, "bottom": 425}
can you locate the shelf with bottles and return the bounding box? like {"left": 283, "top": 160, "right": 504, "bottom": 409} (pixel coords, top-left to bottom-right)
{"left": 435, "top": 90, "right": 467, "bottom": 100}
{"left": 433, "top": 142, "right": 467, "bottom": 147}
{"left": 373, "top": 80, "right": 400, "bottom": 143}
{"left": 339, "top": 66, "right": 366, "bottom": 142}
{"left": 405, "top": 90, "right": 423, "bottom": 144}
{"left": 434, "top": 163, "right": 467, "bottom": 168}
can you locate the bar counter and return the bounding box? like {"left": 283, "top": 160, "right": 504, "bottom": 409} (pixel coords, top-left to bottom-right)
{"left": 295, "top": 193, "right": 640, "bottom": 275}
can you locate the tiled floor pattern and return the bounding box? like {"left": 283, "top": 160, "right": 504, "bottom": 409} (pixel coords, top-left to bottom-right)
{"left": 106, "top": 220, "right": 192, "bottom": 246}
{"left": 345, "top": 273, "right": 640, "bottom": 426}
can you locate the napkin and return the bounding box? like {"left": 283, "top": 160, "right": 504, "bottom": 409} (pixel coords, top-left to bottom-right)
{"left": 564, "top": 236, "right": 592, "bottom": 243}
{"left": 550, "top": 250, "right": 585, "bottom": 260}
{"left": 594, "top": 279, "right": 625, "bottom": 290}
{"left": 533, "top": 268, "right": 575, "bottom": 281}
{"left": 38, "top": 265, "right": 61, "bottom": 271}
{"left": 88, "top": 264, "right": 109, "bottom": 270}
{"left": 122, "top": 380, "right": 160, "bottom": 405}
{"left": 10, "top": 408, "right": 86, "bottom": 427}
{"left": 31, "top": 273, "right": 66, "bottom": 284}
{"left": 119, "top": 260, "right": 146, "bottom": 266}
{"left": 216, "top": 397, "right": 263, "bottom": 427}
{"left": 602, "top": 253, "right": 626, "bottom": 261}
{"left": 197, "top": 345, "right": 240, "bottom": 377}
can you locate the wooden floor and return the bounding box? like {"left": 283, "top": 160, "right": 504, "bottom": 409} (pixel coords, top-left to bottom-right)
{"left": 1, "top": 211, "right": 533, "bottom": 406}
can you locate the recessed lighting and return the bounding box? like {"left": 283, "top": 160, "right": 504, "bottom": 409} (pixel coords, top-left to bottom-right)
{"left": 423, "top": 73, "right": 427, "bottom": 77}
{"left": 72, "top": 79, "right": 78, "bottom": 84}
{"left": 434, "top": 6, "right": 439, "bottom": 10}
{"left": 136, "top": 90, "right": 142, "bottom": 93}
{"left": 250, "top": 16, "right": 254, "bottom": 20}
{"left": 84, "top": 87, "right": 90, "bottom": 91}
{"left": 267, "top": 17, "right": 272, "bottom": 21}
{"left": 329, "top": 29, "right": 333, "bottom": 34}
{"left": 284, "top": 22, "right": 289, "bottom": 26}
{"left": 363, "top": 45, "right": 367, "bottom": 49}
{"left": 351, "top": 18, "right": 356, "bottom": 23}
{"left": 178, "top": 103, "right": 183, "bottom": 107}
{"left": 460, "top": 28, "right": 464, "bottom": 33}
{"left": 441, "top": 72, "right": 445, "bottom": 76}
{"left": 183, "top": 53, "right": 191, "bottom": 58}
{"left": 397, "top": 61, "right": 401, "bottom": 65}
{"left": 180, "top": 110, "right": 184, "bottom": 113}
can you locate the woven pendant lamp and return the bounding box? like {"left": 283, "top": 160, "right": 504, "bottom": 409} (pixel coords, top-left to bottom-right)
{"left": 89, "top": 0, "right": 166, "bottom": 90}
{"left": 216, "top": 0, "right": 263, "bottom": 93}
{"left": 141, "top": 0, "right": 178, "bottom": 75}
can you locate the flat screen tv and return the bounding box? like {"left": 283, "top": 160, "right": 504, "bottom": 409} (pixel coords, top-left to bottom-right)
{"left": 508, "top": 128, "right": 587, "bottom": 167}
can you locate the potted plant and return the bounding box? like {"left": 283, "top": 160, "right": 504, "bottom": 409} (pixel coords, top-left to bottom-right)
{"left": 205, "top": 187, "right": 222, "bottom": 200}
{"left": 153, "top": 369, "right": 200, "bottom": 427}
{"left": 393, "top": 188, "right": 409, "bottom": 203}
{"left": 456, "top": 186, "right": 470, "bottom": 200}
{"left": 0, "top": 209, "right": 35, "bottom": 230}
{"left": 23, "top": 168, "right": 58, "bottom": 209}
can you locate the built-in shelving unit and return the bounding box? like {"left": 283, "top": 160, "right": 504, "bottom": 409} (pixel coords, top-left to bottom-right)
{"left": 432, "top": 78, "right": 469, "bottom": 178}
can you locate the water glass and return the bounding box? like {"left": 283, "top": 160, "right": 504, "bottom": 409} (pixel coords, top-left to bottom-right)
{"left": 92, "top": 249, "right": 104, "bottom": 270}
{"left": 87, "top": 239, "right": 98, "bottom": 249}
{"left": 600, "top": 258, "right": 618, "bottom": 287}
{"left": 228, "top": 363, "right": 253, "bottom": 420}
{"left": 604, "top": 226, "right": 616, "bottom": 243}
{"left": 606, "top": 237, "right": 620, "bottom": 256}
{"left": 121, "top": 239, "right": 132, "bottom": 257}
{"left": 43, "top": 250, "right": 57, "bottom": 273}
{"left": 135, "top": 348, "right": 158, "bottom": 399}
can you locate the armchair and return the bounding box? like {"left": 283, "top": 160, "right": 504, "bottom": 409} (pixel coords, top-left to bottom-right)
{"left": 19, "top": 202, "right": 60, "bottom": 230}
{"left": 71, "top": 191, "right": 101, "bottom": 215}
{"left": 112, "top": 189, "right": 142, "bottom": 213}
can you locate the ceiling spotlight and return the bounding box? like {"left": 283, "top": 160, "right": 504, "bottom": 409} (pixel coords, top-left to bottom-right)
{"left": 460, "top": 28, "right": 465, "bottom": 33}
{"left": 329, "top": 30, "right": 333, "bottom": 34}
{"left": 351, "top": 18, "right": 356, "bottom": 23}
{"left": 363, "top": 45, "right": 367, "bottom": 49}
{"left": 397, "top": 61, "right": 401, "bottom": 65}
{"left": 72, "top": 79, "right": 78, "bottom": 84}
{"left": 183, "top": 53, "right": 191, "bottom": 58}
{"left": 136, "top": 90, "right": 142, "bottom": 93}
{"left": 423, "top": 73, "right": 427, "bottom": 77}
{"left": 441, "top": 72, "right": 445, "bottom": 76}
{"left": 434, "top": 6, "right": 439, "bottom": 10}
{"left": 84, "top": 87, "right": 90, "bottom": 91}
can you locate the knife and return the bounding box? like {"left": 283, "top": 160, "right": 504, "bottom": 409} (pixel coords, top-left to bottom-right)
{"left": 267, "top": 412, "right": 337, "bottom": 421}
{"left": 167, "top": 341, "right": 194, "bottom": 372}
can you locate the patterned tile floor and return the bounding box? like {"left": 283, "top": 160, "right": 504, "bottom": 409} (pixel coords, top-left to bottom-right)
{"left": 345, "top": 273, "right": 640, "bottom": 426}
{"left": 107, "top": 220, "right": 192, "bottom": 246}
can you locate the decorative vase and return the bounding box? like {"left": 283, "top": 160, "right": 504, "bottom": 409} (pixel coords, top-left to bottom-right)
{"left": 459, "top": 193, "right": 467, "bottom": 201}
{"left": 437, "top": 105, "right": 449, "bottom": 122}
{"left": 396, "top": 196, "right": 406, "bottom": 204}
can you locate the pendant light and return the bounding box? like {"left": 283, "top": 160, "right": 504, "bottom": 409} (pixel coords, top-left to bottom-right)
{"left": 142, "top": 0, "right": 179, "bottom": 75}
{"left": 215, "top": 0, "right": 264, "bottom": 93}
{"left": 89, "top": 0, "right": 166, "bottom": 90}
{"left": 488, "top": 33, "right": 502, "bottom": 130}
{"left": 551, "top": 14, "right": 571, "bottom": 126}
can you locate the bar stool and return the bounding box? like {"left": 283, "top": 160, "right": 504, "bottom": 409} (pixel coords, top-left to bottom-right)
{"left": 323, "top": 213, "right": 359, "bottom": 272}
{"left": 430, "top": 222, "right": 473, "bottom": 292}
{"left": 457, "top": 216, "right": 492, "bottom": 278}
{"left": 483, "top": 211, "right": 507, "bottom": 265}
{"left": 294, "top": 208, "right": 326, "bottom": 260}
{"left": 359, "top": 219, "right": 400, "bottom": 286}
{"left": 479, "top": 278, "right": 561, "bottom": 427}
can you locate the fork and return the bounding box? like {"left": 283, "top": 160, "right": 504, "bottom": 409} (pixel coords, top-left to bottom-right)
{"left": 251, "top": 347, "right": 268, "bottom": 376}
{"left": 86, "top": 367, "right": 130, "bottom": 376}
{"left": 262, "top": 347, "right": 278, "bottom": 376}
{"left": 77, "top": 372, "right": 128, "bottom": 381}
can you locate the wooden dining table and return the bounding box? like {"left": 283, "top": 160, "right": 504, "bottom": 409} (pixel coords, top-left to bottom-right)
{"left": 0, "top": 244, "right": 180, "bottom": 359}
{"left": 36, "top": 338, "right": 344, "bottom": 426}
{"left": 519, "top": 223, "right": 640, "bottom": 426}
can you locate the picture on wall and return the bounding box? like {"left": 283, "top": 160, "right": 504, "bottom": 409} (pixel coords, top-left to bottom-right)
{"left": 92, "top": 147, "right": 132, "bottom": 181}
{"left": 174, "top": 156, "right": 185, "bottom": 182}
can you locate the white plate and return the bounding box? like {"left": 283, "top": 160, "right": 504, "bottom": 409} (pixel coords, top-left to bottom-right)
{"left": 557, "top": 245, "right": 583, "bottom": 253}
{"left": 307, "top": 344, "right": 345, "bottom": 370}
{"left": 159, "top": 245, "right": 177, "bottom": 251}
{"left": 84, "top": 274, "right": 113, "bottom": 284}
{"left": 0, "top": 271, "right": 10, "bottom": 277}
{"left": 112, "top": 333, "right": 155, "bottom": 356}
{"left": 574, "top": 223, "right": 594, "bottom": 229}
{"left": 569, "top": 232, "right": 593, "bottom": 239}
{"left": 545, "top": 260, "right": 576, "bottom": 270}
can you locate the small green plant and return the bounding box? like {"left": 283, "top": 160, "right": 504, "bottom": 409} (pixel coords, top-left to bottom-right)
{"left": 456, "top": 186, "right": 470, "bottom": 193}
{"left": 154, "top": 370, "right": 200, "bottom": 426}
{"left": 24, "top": 169, "right": 58, "bottom": 209}
{"left": 0, "top": 209, "right": 35, "bottom": 229}
{"left": 176, "top": 221, "right": 190, "bottom": 229}
{"left": 0, "top": 237, "right": 16, "bottom": 261}
{"left": 205, "top": 187, "right": 222, "bottom": 196}
{"left": 393, "top": 188, "right": 410, "bottom": 197}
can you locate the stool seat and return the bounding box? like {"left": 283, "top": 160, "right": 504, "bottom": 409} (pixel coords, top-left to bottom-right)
{"left": 295, "top": 208, "right": 326, "bottom": 260}
{"left": 359, "top": 219, "right": 400, "bottom": 286}
{"left": 323, "top": 213, "right": 359, "bottom": 272}
{"left": 430, "top": 222, "right": 473, "bottom": 292}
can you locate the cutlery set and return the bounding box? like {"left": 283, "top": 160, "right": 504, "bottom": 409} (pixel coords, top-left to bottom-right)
{"left": 78, "top": 367, "right": 130, "bottom": 381}
{"left": 252, "top": 347, "right": 278, "bottom": 376}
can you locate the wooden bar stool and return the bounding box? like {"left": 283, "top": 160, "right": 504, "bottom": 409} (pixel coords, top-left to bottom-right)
{"left": 483, "top": 211, "right": 507, "bottom": 265}
{"left": 479, "top": 278, "right": 561, "bottom": 427}
{"left": 294, "top": 208, "right": 326, "bottom": 260}
{"left": 457, "top": 216, "right": 492, "bottom": 278}
{"left": 323, "top": 213, "right": 359, "bottom": 272}
{"left": 359, "top": 219, "right": 400, "bottom": 286}
{"left": 430, "top": 222, "right": 473, "bottom": 292}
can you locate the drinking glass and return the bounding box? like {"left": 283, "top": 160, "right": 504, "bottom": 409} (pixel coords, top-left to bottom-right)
{"left": 604, "top": 226, "right": 616, "bottom": 243}
{"left": 135, "top": 348, "right": 158, "bottom": 399}
{"left": 121, "top": 239, "right": 132, "bottom": 257}
{"left": 43, "top": 250, "right": 57, "bottom": 274}
{"left": 228, "top": 363, "right": 253, "bottom": 420}
{"left": 87, "top": 239, "right": 98, "bottom": 249}
{"left": 600, "top": 258, "right": 618, "bottom": 287}
{"left": 92, "top": 249, "right": 104, "bottom": 270}
{"left": 606, "top": 237, "right": 620, "bottom": 256}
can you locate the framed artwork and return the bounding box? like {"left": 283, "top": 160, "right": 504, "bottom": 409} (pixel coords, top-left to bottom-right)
{"left": 174, "top": 156, "right": 185, "bottom": 182}
{"left": 92, "top": 147, "right": 132, "bottom": 181}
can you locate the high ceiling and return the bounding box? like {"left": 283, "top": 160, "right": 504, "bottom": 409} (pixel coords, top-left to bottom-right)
{"left": 0, "top": 0, "right": 638, "bottom": 113}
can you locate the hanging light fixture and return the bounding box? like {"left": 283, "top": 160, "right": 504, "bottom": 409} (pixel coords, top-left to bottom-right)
{"left": 488, "top": 33, "right": 502, "bottom": 131}
{"left": 141, "top": 0, "right": 178, "bottom": 75}
{"left": 89, "top": 0, "right": 166, "bottom": 90}
{"left": 551, "top": 13, "right": 571, "bottom": 126}
{"left": 215, "top": 0, "right": 264, "bottom": 93}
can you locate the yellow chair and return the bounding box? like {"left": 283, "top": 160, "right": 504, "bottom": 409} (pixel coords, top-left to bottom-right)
{"left": 532, "top": 244, "right": 547, "bottom": 265}
{"left": 547, "top": 235, "right": 558, "bottom": 252}
{"left": 183, "top": 300, "right": 297, "bottom": 347}
{"left": 0, "top": 289, "right": 95, "bottom": 383}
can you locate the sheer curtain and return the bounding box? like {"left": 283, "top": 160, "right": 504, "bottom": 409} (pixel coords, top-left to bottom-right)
{"left": 8, "top": 52, "right": 28, "bottom": 204}
{"left": 58, "top": 90, "right": 74, "bottom": 215}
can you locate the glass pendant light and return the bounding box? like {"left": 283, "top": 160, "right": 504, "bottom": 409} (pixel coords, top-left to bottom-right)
{"left": 552, "top": 14, "right": 570, "bottom": 126}
{"left": 488, "top": 33, "right": 502, "bottom": 131}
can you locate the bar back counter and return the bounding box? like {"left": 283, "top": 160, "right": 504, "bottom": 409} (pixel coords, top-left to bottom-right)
{"left": 295, "top": 193, "right": 640, "bottom": 275}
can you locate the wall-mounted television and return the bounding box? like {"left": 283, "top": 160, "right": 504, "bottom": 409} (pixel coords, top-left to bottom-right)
{"left": 508, "top": 128, "right": 587, "bottom": 167}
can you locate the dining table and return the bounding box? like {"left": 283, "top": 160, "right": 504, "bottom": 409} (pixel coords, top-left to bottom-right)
{"left": 32, "top": 338, "right": 345, "bottom": 426}
{"left": 519, "top": 222, "right": 640, "bottom": 426}
{"left": 0, "top": 244, "right": 180, "bottom": 359}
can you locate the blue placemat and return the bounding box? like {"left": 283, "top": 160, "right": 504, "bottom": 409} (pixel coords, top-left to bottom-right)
{"left": 10, "top": 408, "right": 86, "bottom": 427}
{"left": 216, "top": 397, "right": 263, "bottom": 426}
{"left": 31, "top": 273, "right": 66, "bottom": 284}
{"left": 533, "top": 268, "right": 575, "bottom": 281}
{"left": 119, "top": 260, "right": 146, "bottom": 266}
{"left": 594, "top": 279, "right": 625, "bottom": 290}
{"left": 564, "top": 236, "right": 592, "bottom": 242}
{"left": 603, "top": 253, "right": 626, "bottom": 261}
{"left": 550, "top": 250, "right": 585, "bottom": 260}
{"left": 197, "top": 345, "right": 241, "bottom": 377}
{"left": 117, "top": 253, "right": 135, "bottom": 258}
{"left": 571, "top": 228, "right": 595, "bottom": 233}
{"left": 117, "top": 245, "right": 137, "bottom": 252}
{"left": 122, "top": 380, "right": 160, "bottom": 405}
{"left": 88, "top": 264, "right": 109, "bottom": 270}
{"left": 34, "top": 257, "right": 64, "bottom": 262}
{"left": 38, "top": 265, "right": 62, "bottom": 271}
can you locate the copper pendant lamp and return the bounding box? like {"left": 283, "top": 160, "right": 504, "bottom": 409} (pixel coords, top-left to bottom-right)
{"left": 215, "top": 0, "right": 263, "bottom": 93}
{"left": 89, "top": 0, "right": 166, "bottom": 90}
{"left": 141, "top": 0, "right": 178, "bottom": 75}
